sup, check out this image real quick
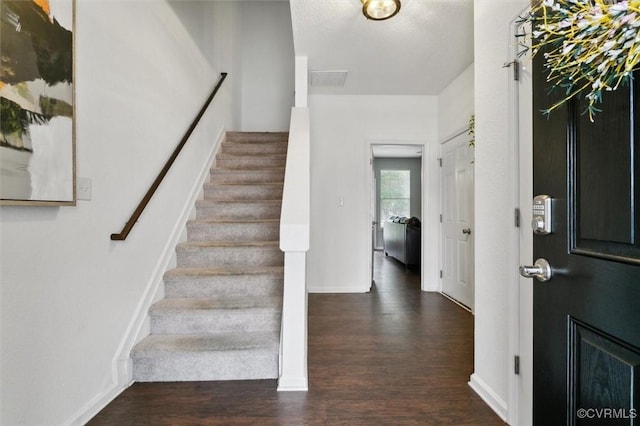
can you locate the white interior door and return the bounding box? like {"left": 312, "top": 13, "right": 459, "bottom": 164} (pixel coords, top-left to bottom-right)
{"left": 441, "top": 132, "right": 475, "bottom": 310}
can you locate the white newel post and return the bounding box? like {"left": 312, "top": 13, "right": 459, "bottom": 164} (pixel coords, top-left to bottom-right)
{"left": 278, "top": 251, "right": 308, "bottom": 390}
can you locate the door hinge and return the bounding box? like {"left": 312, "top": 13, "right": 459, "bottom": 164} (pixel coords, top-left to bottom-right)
{"left": 514, "top": 355, "right": 520, "bottom": 375}
{"left": 514, "top": 208, "right": 521, "bottom": 228}
{"left": 438, "top": 158, "right": 442, "bottom": 167}
{"left": 503, "top": 60, "right": 520, "bottom": 81}
{"left": 440, "top": 270, "right": 443, "bottom": 279}
{"left": 440, "top": 214, "right": 443, "bottom": 223}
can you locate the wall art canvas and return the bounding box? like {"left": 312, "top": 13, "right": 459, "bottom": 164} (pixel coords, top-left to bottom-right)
{"left": 0, "top": 0, "right": 75, "bottom": 205}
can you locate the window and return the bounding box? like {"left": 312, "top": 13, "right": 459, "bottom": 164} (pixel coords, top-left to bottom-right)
{"left": 380, "top": 170, "right": 410, "bottom": 227}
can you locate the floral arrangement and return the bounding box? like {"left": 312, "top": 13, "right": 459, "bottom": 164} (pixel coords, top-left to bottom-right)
{"left": 531, "top": 0, "right": 640, "bottom": 121}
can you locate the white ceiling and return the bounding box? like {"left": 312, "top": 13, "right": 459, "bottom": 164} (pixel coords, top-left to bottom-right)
{"left": 290, "top": 0, "right": 474, "bottom": 96}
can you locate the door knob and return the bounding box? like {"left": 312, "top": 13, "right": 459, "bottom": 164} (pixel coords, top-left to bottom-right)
{"left": 462, "top": 228, "right": 472, "bottom": 235}
{"left": 519, "top": 258, "right": 552, "bottom": 282}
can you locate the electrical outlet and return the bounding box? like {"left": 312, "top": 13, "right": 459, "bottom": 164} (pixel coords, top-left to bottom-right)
{"left": 77, "top": 177, "right": 92, "bottom": 201}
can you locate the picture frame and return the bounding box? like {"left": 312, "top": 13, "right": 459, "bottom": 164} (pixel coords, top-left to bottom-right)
{"left": 0, "top": 0, "right": 75, "bottom": 206}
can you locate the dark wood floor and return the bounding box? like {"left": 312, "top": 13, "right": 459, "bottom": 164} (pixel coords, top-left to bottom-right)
{"left": 89, "top": 252, "right": 504, "bottom": 425}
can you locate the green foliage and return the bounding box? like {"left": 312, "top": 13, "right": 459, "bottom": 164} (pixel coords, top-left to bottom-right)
{"left": 530, "top": 0, "right": 640, "bottom": 121}
{"left": 0, "top": 96, "right": 48, "bottom": 137}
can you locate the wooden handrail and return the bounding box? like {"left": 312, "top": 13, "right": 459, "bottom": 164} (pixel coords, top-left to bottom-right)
{"left": 111, "top": 72, "right": 228, "bottom": 241}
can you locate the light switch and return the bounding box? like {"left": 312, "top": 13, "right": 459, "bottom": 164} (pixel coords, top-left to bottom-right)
{"left": 338, "top": 196, "right": 344, "bottom": 207}
{"left": 77, "top": 177, "right": 92, "bottom": 201}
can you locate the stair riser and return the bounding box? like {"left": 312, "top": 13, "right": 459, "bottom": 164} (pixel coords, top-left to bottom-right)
{"left": 164, "top": 274, "right": 283, "bottom": 298}
{"left": 195, "top": 203, "right": 281, "bottom": 220}
{"left": 187, "top": 222, "right": 279, "bottom": 242}
{"left": 210, "top": 171, "right": 285, "bottom": 184}
{"left": 221, "top": 143, "right": 288, "bottom": 155}
{"left": 216, "top": 157, "right": 286, "bottom": 169}
{"left": 203, "top": 185, "right": 283, "bottom": 201}
{"left": 132, "top": 349, "right": 278, "bottom": 382}
{"left": 177, "top": 246, "right": 284, "bottom": 268}
{"left": 150, "top": 311, "right": 281, "bottom": 334}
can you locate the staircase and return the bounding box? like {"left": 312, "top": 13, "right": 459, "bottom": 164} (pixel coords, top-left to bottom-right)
{"left": 131, "top": 131, "right": 288, "bottom": 382}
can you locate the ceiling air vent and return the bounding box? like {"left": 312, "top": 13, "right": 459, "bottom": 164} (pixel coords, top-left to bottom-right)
{"left": 310, "top": 70, "right": 348, "bottom": 87}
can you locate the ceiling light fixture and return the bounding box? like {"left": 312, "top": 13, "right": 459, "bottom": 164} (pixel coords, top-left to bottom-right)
{"left": 361, "top": 0, "right": 401, "bottom": 21}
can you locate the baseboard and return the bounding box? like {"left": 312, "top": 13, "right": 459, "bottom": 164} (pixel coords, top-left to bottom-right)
{"left": 71, "top": 128, "right": 226, "bottom": 425}
{"left": 440, "top": 291, "right": 474, "bottom": 314}
{"left": 468, "top": 373, "right": 508, "bottom": 422}
{"left": 67, "top": 380, "right": 132, "bottom": 426}
{"left": 277, "top": 377, "right": 308, "bottom": 392}
{"left": 308, "top": 285, "right": 368, "bottom": 293}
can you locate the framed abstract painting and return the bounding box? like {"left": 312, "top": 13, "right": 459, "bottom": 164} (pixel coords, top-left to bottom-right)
{"left": 0, "top": 0, "right": 75, "bottom": 206}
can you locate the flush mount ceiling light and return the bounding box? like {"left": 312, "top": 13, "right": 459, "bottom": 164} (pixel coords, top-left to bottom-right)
{"left": 361, "top": 0, "right": 401, "bottom": 21}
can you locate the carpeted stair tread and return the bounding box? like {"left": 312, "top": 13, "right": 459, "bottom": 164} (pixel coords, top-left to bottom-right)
{"left": 221, "top": 142, "right": 288, "bottom": 155}
{"left": 214, "top": 166, "right": 285, "bottom": 172}
{"left": 214, "top": 165, "right": 286, "bottom": 172}
{"left": 187, "top": 219, "right": 280, "bottom": 241}
{"left": 226, "top": 131, "right": 288, "bottom": 143}
{"left": 203, "top": 183, "right": 283, "bottom": 201}
{"left": 132, "top": 333, "right": 280, "bottom": 381}
{"left": 217, "top": 153, "right": 287, "bottom": 160}
{"left": 188, "top": 218, "right": 280, "bottom": 225}
{"left": 165, "top": 266, "right": 284, "bottom": 277}
{"left": 210, "top": 169, "right": 285, "bottom": 180}
{"left": 194, "top": 200, "right": 282, "bottom": 220}
{"left": 149, "top": 297, "right": 282, "bottom": 334}
{"left": 212, "top": 166, "right": 285, "bottom": 172}
{"left": 194, "top": 200, "right": 283, "bottom": 208}
{"left": 209, "top": 166, "right": 284, "bottom": 178}
{"left": 218, "top": 153, "right": 285, "bottom": 160}
{"left": 211, "top": 167, "right": 285, "bottom": 173}
{"left": 132, "top": 332, "right": 279, "bottom": 356}
{"left": 195, "top": 199, "right": 282, "bottom": 207}
{"left": 215, "top": 155, "right": 286, "bottom": 169}
{"left": 176, "top": 240, "right": 283, "bottom": 268}
{"left": 203, "top": 182, "right": 284, "bottom": 188}
{"left": 178, "top": 240, "right": 279, "bottom": 249}
{"left": 163, "top": 267, "right": 283, "bottom": 299}
{"left": 150, "top": 296, "right": 282, "bottom": 312}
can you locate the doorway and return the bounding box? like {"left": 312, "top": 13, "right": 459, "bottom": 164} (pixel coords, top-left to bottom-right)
{"left": 369, "top": 144, "right": 423, "bottom": 289}
{"left": 370, "top": 143, "right": 424, "bottom": 292}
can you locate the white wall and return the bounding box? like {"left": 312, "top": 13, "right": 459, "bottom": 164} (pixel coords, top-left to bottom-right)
{"left": 438, "top": 63, "right": 475, "bottom": 142}
{"left": 0, "top": 2, "right": 234, "bottom": 424}
{"left": 470, "top": 0, "right": 529, "bottom": 422}
{"left": 307, "top": 95, "right": 438, "bottom": 293}
{"left": 234, "top": 1, "right": 295, "bottom": 131}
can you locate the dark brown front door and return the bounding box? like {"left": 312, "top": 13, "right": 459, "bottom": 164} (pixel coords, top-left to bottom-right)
{"left": 532, "top": 53, "right": 640, "bottom": 424}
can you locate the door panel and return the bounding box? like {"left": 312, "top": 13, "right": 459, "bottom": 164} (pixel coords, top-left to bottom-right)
{"left": 532, "top": 45, "right": 640, "bottom": 425}
{"left": 568, "top": 318, "right": 640, "bottom": 426}
{"left": 571, "top": 85, "right": 640, "bottom": 261}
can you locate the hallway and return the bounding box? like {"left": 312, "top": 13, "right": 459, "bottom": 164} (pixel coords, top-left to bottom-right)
{"left": 89, "top": 252, "right": 503, "bottom": 425}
